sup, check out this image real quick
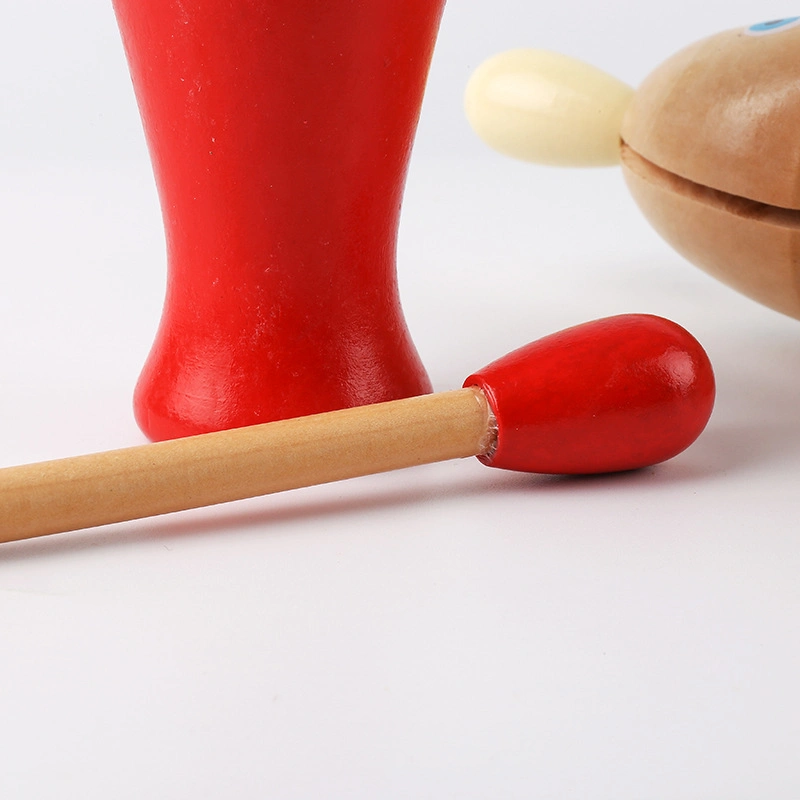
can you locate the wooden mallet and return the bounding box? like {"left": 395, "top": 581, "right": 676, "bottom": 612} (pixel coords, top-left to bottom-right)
{"left": 0, "top": 315, "right": 715, "bottom": 543}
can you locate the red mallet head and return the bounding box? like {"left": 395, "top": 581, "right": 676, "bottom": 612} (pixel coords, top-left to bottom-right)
{"left": 466, "top": 314, "right": 715, "bottom": 474}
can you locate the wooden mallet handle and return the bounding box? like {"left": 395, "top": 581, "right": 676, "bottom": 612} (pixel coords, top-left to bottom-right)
{"left": 0, "top": 389, "right": 491, "bottom": 542}
{"left": 0, "top": 315, "right": 715, "bottom": 543}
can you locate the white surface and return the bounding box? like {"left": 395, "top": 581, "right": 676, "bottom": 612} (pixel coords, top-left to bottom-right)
{"left": 2, "top": 2, "right": 800, "bottom": 798}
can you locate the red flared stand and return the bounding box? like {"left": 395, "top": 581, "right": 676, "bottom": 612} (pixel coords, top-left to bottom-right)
{"left": 113, "top": 1, "right": 444, "bottom": 440}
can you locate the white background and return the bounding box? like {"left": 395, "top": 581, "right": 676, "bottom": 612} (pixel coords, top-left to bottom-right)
{"left": 2, "top": 2, "right": 800, "bottom": 798}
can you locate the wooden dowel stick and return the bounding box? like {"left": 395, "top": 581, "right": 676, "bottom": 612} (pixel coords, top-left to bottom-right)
{"left": 0, "top": 388, "right": 493, "bottom": 542}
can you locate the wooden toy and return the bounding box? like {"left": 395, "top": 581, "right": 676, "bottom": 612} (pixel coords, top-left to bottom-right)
{"left": 111, "top": 0, "right": 445, "bottom": 442}
{"left": 0, "top": 315, "right": 714, "bottom": 541}
{"left": 465, "top": 18, "right": 800, "bottom": 319}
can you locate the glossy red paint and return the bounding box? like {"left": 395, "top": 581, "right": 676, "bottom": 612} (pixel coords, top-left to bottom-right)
{"left": 464, "top": 315, "right": 715, "bottom": 474}
{"left": 112, "top": 0, "right": 442, "bottom": 441}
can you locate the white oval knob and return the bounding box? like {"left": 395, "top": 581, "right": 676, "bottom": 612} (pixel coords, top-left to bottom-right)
{"left": 465, "top": 49, "right": 634, "bottom": 167}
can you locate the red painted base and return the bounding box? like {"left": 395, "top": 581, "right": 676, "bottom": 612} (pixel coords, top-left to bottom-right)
{"left": 113, "top": 0, "right": 443, "bottom": 440}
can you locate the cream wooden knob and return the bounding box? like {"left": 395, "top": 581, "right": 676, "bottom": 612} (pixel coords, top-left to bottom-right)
{"left": 465, "top": 49, "right": 634, "bottom": 167}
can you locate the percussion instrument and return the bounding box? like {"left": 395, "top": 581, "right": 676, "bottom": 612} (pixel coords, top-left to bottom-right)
{"left": 465, "top": 18, "right": 800, "bottom": 319}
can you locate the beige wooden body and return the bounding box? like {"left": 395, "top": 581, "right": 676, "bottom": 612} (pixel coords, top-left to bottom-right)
{"left": 622, "top": 146, "right": 800, "bottom": 318}
{"left": 0, "top": 388, "right": 493, "bottom": 542}
{"left": 619, "top": 24, "right": 800, "bottom": 319}
{"left": 620, "top": 25, "right": 800, "bottom": 212}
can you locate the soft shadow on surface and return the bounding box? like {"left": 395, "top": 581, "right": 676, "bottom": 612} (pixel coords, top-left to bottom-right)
{"left": 0, "top": 471, "right": 527, "bottom": 562}
{"left": 0, "top": 453, "right": 723, "bottom": 563}
{"left": 684, "top": 419, "right": 800, "bottom": 475}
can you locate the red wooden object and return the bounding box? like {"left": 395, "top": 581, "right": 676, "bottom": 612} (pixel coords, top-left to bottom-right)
{"left": 112, "top": 0, "right": 443, "bottom": 441}
{"left": 465, "top": 315, "right": 715, "bottom": 474}
{"left": 0, "top": 314, "right": 716, "bottom": 540}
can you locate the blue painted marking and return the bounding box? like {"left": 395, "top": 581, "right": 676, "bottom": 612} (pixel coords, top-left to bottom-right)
{"left": 746, "top": 17, "right": 800, "bottom": 36}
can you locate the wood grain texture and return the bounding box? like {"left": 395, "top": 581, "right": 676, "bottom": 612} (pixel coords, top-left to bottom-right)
{"left": 621, "top": 24, "right": 800, "bottom": 210}
{"left": 622, "top": 145, "right": 800, "bottom": 318}
{"left": 0, "top": 389, "right": 492, "bottom": 542}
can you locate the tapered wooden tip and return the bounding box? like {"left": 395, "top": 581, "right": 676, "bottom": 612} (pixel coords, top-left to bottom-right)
{"left": 465, "top": 49, "right": 634, "bottom": 167}
{"left": 464, "top": 315, "right": 715, "bottom": 474}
